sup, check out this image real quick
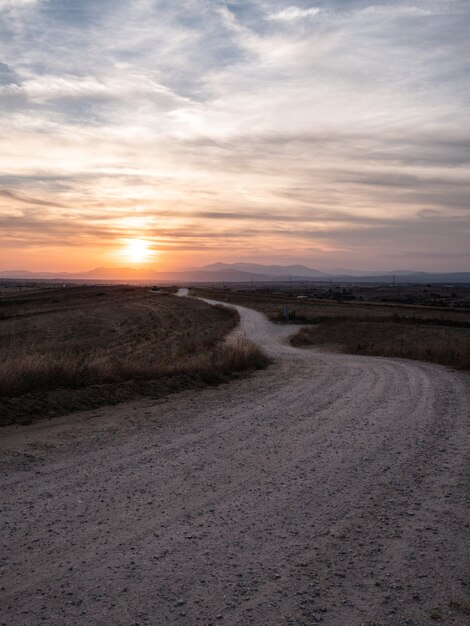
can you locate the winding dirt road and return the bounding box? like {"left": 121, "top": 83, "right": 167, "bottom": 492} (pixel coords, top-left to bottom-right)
{"left": 1, "top": 298, "right": 469, "bottom": 625}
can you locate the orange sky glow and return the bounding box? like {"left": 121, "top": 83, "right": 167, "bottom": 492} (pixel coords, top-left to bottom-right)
{"left": 1, "top": 1, "right": 469, "bottom": 274}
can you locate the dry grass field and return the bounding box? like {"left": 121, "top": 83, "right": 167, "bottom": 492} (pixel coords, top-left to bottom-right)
{"left": 193, "top": 287, "right": 470, "bottom": 370}
{"left": 0, "top": 285, "right": 268, "bottom": 425}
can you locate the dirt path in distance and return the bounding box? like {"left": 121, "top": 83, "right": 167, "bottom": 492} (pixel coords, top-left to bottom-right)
{"left": 1, "top": 299, "right": 469, "bottom": 625}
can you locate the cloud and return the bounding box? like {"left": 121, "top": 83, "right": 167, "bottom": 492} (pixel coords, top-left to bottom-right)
{"left": 0, "top": 189, "right": 66, "bottom": 207}
{"left": 267, "top": 6, "right": 320, "bottom": 21}
{"left": 356, "top": 4, "right": 443, "bottom": 19}
{"left": 0, "top": 0, "right": 469, "bottom": 270}
{"left": 0, "top": 62, "right": 19, "bottom": 85}
{"left": 0, "top": 0, "right": 37, "bottom": 8}
{"left": 0, "top": 73, "right": 192, "bottom": 107}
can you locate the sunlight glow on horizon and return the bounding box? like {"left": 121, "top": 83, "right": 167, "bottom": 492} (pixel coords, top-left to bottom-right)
{"left": 0, "top": 1, "right": 469, "bottom": 272}
{"left": 122, "top": 239, "right": 154, "bottom": 264}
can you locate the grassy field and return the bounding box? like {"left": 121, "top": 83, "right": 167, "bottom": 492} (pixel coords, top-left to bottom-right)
{"left": 193, "top": 287, "right": 470, "bottom": 370}
{"left": 0, "top": 286, "right": 268, "bottom": 424}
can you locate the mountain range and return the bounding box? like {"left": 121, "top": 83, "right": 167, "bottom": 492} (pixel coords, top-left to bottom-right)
{"left": 201, "top": 262, "right": 328, "bottom": 277}
{"left": 1, "top": 263, "right": 469, "bottom": 284}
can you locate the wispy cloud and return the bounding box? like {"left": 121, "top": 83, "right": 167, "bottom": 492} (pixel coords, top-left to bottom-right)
{"left": 0, "top": 0, "right": 469, "bottom": 271}
{"left": 0, "top": 73, "right": 192, "bottom": 106}
{"left": 267, "top": 6, "right": 320, "bottom": 21}
{"left": 0, "top": 0, "right": 37, "bottom": 8}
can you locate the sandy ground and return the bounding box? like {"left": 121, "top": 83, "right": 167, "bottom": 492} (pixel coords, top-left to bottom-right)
{"left": 1, "top": 297, "right": 469, "bottom": 626}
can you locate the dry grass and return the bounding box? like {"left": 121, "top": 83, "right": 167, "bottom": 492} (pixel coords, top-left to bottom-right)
{"left": 291, "top": 320, "right": 470, "bottom": 369}
{"left": 0, "top": 286, "right": 269, "bottom": 423}
{"left": 0, "top": 339, "right": 267, "bottom": 397}
{"left": 194, "top": 288, "right": 470, "bottom": 324}
{"left": 193, "top": 288, "right": 470, "bottom": 370}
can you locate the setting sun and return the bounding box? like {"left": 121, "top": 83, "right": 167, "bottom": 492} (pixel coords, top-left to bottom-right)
{"left": 123, "top": 239, "right": 151, "bottom": 264}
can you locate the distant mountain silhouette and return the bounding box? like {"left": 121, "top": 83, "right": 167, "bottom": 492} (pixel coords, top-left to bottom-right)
{"left": 79, "top": 267, "right": 156, "bottom": 280}
{"left": 201, "top": 262, "right": 328, "bottom": 277}
{"left": 0, "top": 267, "right": 156, "bottom": 280}
{"left": 1, "top": 265, "right": 469, "bottom": 284}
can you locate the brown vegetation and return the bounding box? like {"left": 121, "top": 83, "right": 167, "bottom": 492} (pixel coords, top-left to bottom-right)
{"left": 193, "top": 287, "right": 470, "bottom": 370}
{"left": 0, "top": 286, "right": 268, "bottom": 424}
{"left": 291, "top": 319, "right": 470, "bottom": 369}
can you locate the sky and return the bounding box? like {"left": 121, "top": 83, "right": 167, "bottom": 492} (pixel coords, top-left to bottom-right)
{"left": 0, "top": 0, "right": 469, "bottom": 273}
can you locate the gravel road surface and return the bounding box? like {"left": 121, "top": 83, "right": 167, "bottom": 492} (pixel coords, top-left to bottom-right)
{"left": 1, "top": 297, "right": 469, "bottom": 625}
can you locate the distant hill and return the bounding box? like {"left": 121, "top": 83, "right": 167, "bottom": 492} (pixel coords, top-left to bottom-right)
{"left": 1, "top": 266, "right": 469, "bottom": 284}
{"left": 0, "top": 270, "right": 40, "bottom": 278}
{"left": 325, "top": 272, "right": 470, "bottom": 284}
{"left": 0, "top": 267, "right": 157, "bottom": 281}
{"left": 201, "top": 262, "right": 328, "bottom": 277}
{"left": 79, "top": 267, "right": 156, "bottom": 280}
{"left": 0, "top": 267, "right": 270, "bottom": 283}
{"left": 327, "top": 268, "right": 420, "bottom": 277}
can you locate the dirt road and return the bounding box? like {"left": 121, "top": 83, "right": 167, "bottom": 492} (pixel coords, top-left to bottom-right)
{"left": 1, "top": 299, "right": 469, "bottom": 625}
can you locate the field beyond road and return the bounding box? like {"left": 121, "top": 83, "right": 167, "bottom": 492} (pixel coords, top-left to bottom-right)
{"left": 1, "top": 295, "right": 469, "bottom": 625}
{"left": 0, "top": 285, "right": 267, "bottom": 425}
{"left": 193, "top": 286, "right": 470, "bottom": 370}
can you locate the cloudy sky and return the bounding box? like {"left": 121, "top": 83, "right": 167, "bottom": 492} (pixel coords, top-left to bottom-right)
{"left": 0, "top": 0, "right": 469, "bottom": 272}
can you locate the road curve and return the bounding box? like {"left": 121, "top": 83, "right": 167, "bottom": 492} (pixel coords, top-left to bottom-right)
{"left": 1, "top": 298, "right": 469, "bottom": 626}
